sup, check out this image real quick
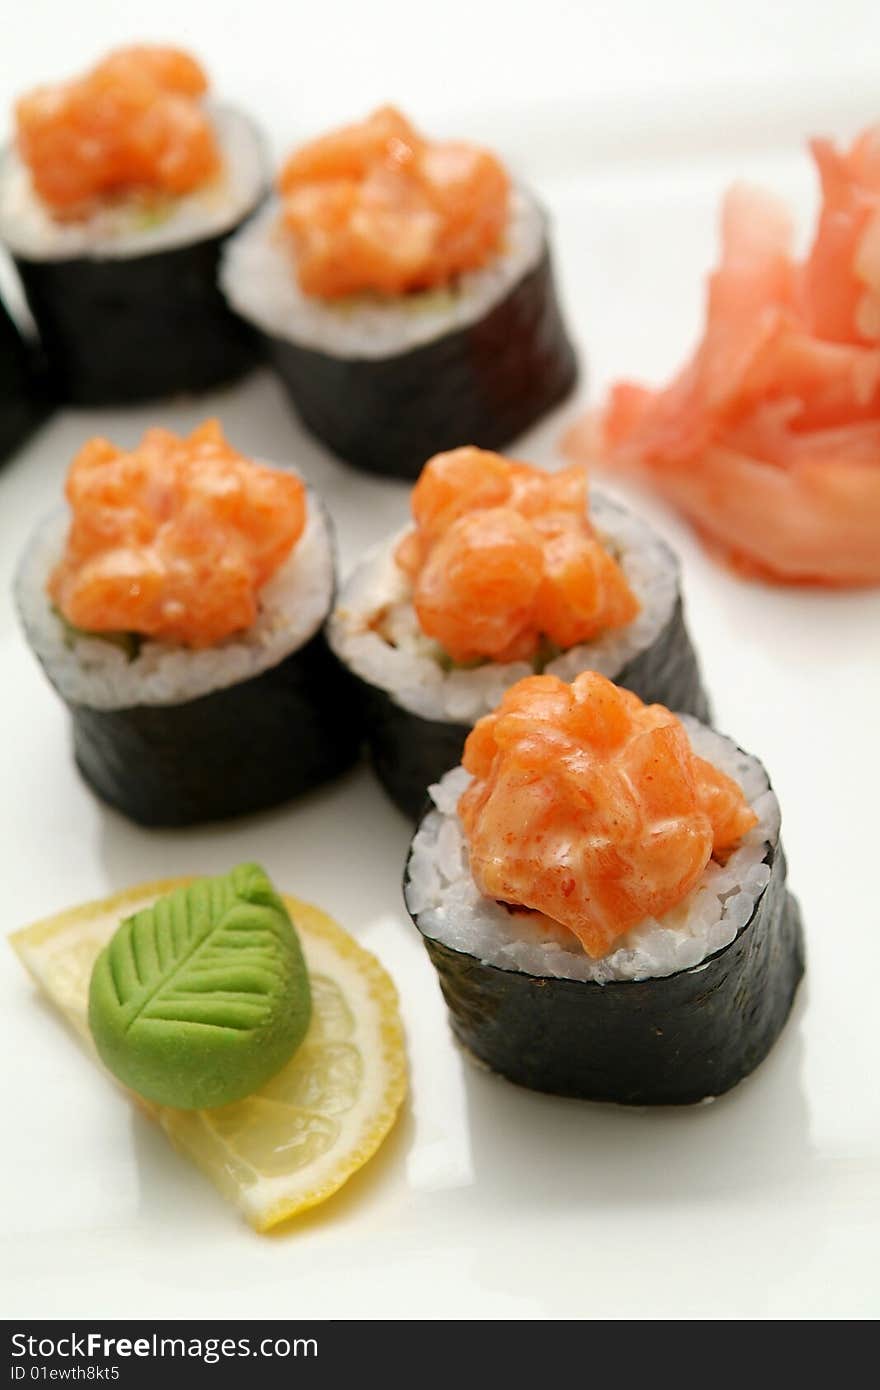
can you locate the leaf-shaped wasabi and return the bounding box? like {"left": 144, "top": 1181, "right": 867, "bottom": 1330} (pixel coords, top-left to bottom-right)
{"left": 87, "top": 863, "right": 311, "bottom": 1110}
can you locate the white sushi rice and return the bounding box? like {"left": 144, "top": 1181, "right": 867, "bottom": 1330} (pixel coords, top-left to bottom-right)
{"left": 405, "top": 719, "right": 780, "bottom": 984}
{"left": 14, "top": 481, "right": 335, "bottom": 710}
{"left": 0, "top": 105, "right": 266, "bottom": 261}
{"left": 327, "top": 491, "right": 679, "bottom": 725}
{"left": 219, "top": 186, "right": 546, "bottom": 358}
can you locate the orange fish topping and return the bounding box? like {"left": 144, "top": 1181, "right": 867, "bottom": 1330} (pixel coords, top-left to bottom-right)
{"left": 459, "top": 672, "right": 757, "bottom": 959}
{"left": 564, "top": 126, "right": 880, "bottom": 586}
{"left": 15, "top": 45, "right": 220, "bottom": 217}
{"left": 394, "top": 447, "right": 639, "bottom": 664}
{"left": 50, "top": 420, "right": 306, "bottom": 648}
{"left": 277, "top": 106, "right": 510, "bottom": 298}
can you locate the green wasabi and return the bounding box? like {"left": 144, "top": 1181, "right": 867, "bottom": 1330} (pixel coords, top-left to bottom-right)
{"left": 88, "top": 864, "right": 311, "bottom": 1110}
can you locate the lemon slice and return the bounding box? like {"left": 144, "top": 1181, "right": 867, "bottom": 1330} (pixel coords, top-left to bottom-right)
{"left": 11, "top": 880, "right": 407, "bottom": 1232}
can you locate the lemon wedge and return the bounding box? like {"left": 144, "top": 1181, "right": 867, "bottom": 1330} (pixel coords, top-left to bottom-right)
{"left": 11, "top": 880, "right": 407, "bottom": 1232}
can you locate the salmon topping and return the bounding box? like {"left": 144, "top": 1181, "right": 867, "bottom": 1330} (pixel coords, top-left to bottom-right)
{"left": 277, "top": 106, "right": 510, "bottom": 298}
{"left": 564, "top": 127, "right": 880, "bottom": 586}
{"left": 15, "top": 45, "right": 220, "bottom": 217}
{"left": 394, "top": 447, "right": 639, "bottom": 664}
{"left": 458, "top": 672, "right": 758, "bottom": 959}
{"left": 50, "top": 420, "right": 306, "bottom": 647}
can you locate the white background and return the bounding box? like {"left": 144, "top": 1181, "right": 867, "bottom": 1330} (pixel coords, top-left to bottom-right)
{"left": 2, "top": 0, "right": 879, "bottom": 1320}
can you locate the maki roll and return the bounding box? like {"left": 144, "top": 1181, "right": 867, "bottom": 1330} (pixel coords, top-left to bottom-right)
{"left": 0, "top": 46, "right": 267, "bottom": 404}
{"left": 404, "top": 672, "right": 804, "bottom": 1105}
{"left": 15, "top": 419, "right": 359, "bottom": 826}
{"left": 329, "top": 446, "right": 710, "bottom": 818}
{"left": 220, "top": 106, "right": 577, "bottom": 478}
{"left": 0, "top": 295, "right": 49, "bottom": 462}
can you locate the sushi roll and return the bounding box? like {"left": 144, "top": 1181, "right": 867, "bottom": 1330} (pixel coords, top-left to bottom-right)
{"left": 0, "top": 46, "right": 268, "bottom": 405}
{"left": 0, "top": 295, "right": 49, "bottom": 462}
{"left": 220, "top": 106, "right": 577, "bottom": 478}
{"left": 404, "top": 672, "right": 804, "bottom": 1104}
{"left": 329, "top": 446, "right": 710, "bottom": 818}
{"left": 15, "top": 419, "right": 359, "bottom": 826}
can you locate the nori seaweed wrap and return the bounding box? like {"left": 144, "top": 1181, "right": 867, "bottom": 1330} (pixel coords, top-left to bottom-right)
{"left": 0, "top": 296, "right": 49, "bottom": 462}
{"left": 330, "top": 490, "right": 711, "bottom": 820}
{"left": 63, "top": 629, "right": 358, "bottom": 827}
{"left": 404, "top": 705, "right": 804, "bottom": 1105}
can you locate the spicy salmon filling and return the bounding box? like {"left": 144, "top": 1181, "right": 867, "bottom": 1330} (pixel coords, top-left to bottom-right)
{"left": 15, "top": 45, "right": 221, "bottom": 218}
{"left": 394, "top": 447, "right": 639, "bottom": 664}
{"left": 458, "top": 672, "right": 757, "bottom": 959}
{"left": 277, "top": 106, "right": 510, "bottom": 299}
{"left": 49, "top": 420, "right": 306, "bottom": 648}
{"left": 564, "top": 126, "right": 880, "bottom": 587}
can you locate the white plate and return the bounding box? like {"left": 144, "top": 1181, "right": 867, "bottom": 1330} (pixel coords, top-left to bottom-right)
{"left": 2, "top": 34, "right": 880, "bottom": 1320}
